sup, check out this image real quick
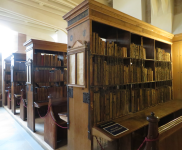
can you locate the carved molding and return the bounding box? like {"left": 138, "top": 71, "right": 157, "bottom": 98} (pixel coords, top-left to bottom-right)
{"left": 0, "top": 7, "right": 67, "bottom": 33}
{"left": 63, "top": 0, "right": 174, "bottom": 44}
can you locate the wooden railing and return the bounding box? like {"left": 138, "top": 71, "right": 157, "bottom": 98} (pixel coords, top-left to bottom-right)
{"left": 144, "top": 113, "right": 182, "bottom": 150}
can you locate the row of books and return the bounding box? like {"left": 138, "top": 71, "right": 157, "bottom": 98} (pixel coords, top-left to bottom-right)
{"left": 155, "top": 67, "right": 172, "bottom": 81}
{"left": 34, "top": 86, "right": 67, "bottom": 102}
{"left": 4, "top": 74, "right": 11, "bottom": 81}
{"left": 129, "top": 66, "right": 153, "bottom": 83}
{"left": 131, "top": 86, "right": 172, "bottom": 112}
{"left": 92, "top": 89, "right": 130, "bottom": 124}
{"left": 14, "top": 62, "right": 26, "bottom": 70}
{"left": 130, "top": 43, "right": 146, "bottom": 59}
{"left": 92, "top": 32, "right": 127, "bottom": 57}
{"left": 13, "top": 72, "right": 26, "bottom": 82}
{"left": 91, "top": 56, "right": 153, "bottom": 85}
{"left": 92, "top": 86, "right": 172, "bottom": 124}
{"left": 34, "top": 70, "right": 67, "bottom": 83}
{"left": 4, "top": 64, "right": 11, "bottom": 71}
{"left": 35, "top": 53, "right": 67, "bottom": 67}
{"left": 155, "top": 48, "right": 171, "bottom": 61}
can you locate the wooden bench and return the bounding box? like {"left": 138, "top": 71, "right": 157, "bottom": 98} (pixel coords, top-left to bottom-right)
{"left": 5, "top": 90, "right": 9, "bottom": 106}
{"left": 20, "top": 89, "right": 27, "bottom": 121}
{"left": 44, "top": 97, "right": 67, "bottom": 149}
{"left": 7, "top": 87, "right": 11, "bottom": 109}
{"left": 11, "top": 94, "right": 21, "bottom": 114}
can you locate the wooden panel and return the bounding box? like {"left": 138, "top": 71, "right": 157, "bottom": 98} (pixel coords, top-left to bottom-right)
{"left": 179, "top": 41, "right": 182, "bottom": 99}
{"left": 24, "top": 39, "right": 67, "bottom": 52}
{"left": 27, "top": 85, "right": 34, "bottom": 131}
{"left": 173, "top": 42, "right": 180, "bottom": 99}
{"left": 11, "top": 83, "right": 15, "bottom": 114}
{"left": 68, "top": 87, "right": 91, "bottom": 150}
{"left": 67, "top": 20, "right": 91, "bottom": 150}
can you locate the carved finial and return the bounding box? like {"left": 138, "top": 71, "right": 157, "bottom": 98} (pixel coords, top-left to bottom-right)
{"left": 151, "top": 112, "right": 155, "bottom": 117}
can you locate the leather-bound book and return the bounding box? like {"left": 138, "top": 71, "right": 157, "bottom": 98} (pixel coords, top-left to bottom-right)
{"left": 95, "top": 33, "right": 99, "bottom": 54}
{"left": 55, "top": 55, "right": 58, "bottom": 67}
{"left": 94, "top": 57, "right": 97, "bottom": 85}
{"left": 116, "top": 91, "right": 121, "bottom": 117}
{"left": 112, "top": 93, "right": 116, "bottom": 119}
{"left": 92, "top": 32, "right": 95, "bottom": 54}
{"left": 102, "top": 41, "right": 106, "bottom": 55}
{"left": 109, "top": 92, "right": 113, "bottom": 119}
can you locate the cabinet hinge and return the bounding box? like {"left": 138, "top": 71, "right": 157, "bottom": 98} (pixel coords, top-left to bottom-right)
{"left": 83, "top": 93, "right": 90, "bottom": 104}
{"left": 68, "top": 88, "right": 73, "bottom": 98}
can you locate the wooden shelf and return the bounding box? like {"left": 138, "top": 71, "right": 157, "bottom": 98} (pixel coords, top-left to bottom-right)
{"left": 35, "top": 81, "right": 65, "bottom": 84}
{"left": 90, "top": 79, "right": 172, "bottom": 88}
{"left": 13, "top": 70, "right": 25, "bottom": 72}
{"left": 34, "top": 66, "right": 66, "bottom": 68}
{"left": 92, "top": 99, "right": 182, "bottom": 141}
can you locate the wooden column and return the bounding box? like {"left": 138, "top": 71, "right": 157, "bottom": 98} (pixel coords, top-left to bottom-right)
{"left": 144, "top": 112, "right": 159, "bottom": 150}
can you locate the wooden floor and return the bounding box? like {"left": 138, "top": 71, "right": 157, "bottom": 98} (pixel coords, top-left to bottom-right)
{"left": 3, "top": 106, "right": 67, "bottom": 150}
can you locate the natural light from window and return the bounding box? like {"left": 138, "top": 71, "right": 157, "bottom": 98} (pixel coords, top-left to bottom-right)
{"left": 0, "top": 24, "right": 18, "bottom": 59}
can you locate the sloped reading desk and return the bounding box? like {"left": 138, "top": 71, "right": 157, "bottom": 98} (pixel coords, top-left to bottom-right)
{"left": 92, "top": 99, "right": 182, "bottom": 141}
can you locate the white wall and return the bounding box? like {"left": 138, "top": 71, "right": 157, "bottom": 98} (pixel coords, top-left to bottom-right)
{"left": 113, "top": 0, "right": 142, "bottom": 20}
{"left": 173, "top": 13, "right": 182, "bottom": 34}
{"left": 151, "top": 0, "right": 173, "bottom": 33}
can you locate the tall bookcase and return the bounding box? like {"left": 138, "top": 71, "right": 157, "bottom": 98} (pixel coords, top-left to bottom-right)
{"left": 11, "top": 53, "right": 26, "bottom": 114}
{"left": 63, "top": 1, "right": 175, "bottom": 150}
{"left": 23, "top": 39, "right": 67, "bottom": 132}
{"left": 3, "top": 55, "right": 11, "bottom": 107}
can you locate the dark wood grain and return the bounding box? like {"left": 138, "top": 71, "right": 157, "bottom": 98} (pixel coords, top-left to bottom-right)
{"left": 20, "top": 89, "right": 27, "bottom": 121}
{"left": 24, "top": 39, "right": 67, "bottom": 132}
{"left": 44, "top": 98, "right": 67, "bottom": 149}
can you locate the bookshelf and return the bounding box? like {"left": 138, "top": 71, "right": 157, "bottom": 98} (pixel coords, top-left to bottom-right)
{"left": 3, "top": 55, "right": 11, "bottom": 108}
{"left": 63, "top": 0, "right": 175, "bottom": 150}
{"left": 11, "top": 53, "right": 26, "bottom": 115}
{"left": 23, "top": 39, "right": 67, "bottom": 132}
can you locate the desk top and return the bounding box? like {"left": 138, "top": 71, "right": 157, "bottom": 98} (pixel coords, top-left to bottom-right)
{"left": 14, "top": 94, "right": 21, "bottom": 98}
{"left": 34, "top": 101, "right": 48, "bottom": 108}
{"left": 92, "top": 100, "right": 182, "bottom": 141}
{"left": 58, "top": 112, "right": 67, "bottom": 122}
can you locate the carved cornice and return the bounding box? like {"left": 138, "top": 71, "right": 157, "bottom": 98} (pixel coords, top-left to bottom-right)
{"left": 63, "top": 0, "right": 174, "bottom": 44}
{"left": 173, "top": 33, "right": 182, "bottom": 42}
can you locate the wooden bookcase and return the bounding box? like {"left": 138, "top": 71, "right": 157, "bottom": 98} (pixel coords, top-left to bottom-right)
{"left": 11, "top": 53, "right": 26, "bottom": 114}
{"left": 3, "top": 55, "right": 11, "bottom": 107}
{"left": 23, "top": 39, "right": 67, "bottom": 132}
{"left": 63, "top": 1, "right": 175, "bottom": 150}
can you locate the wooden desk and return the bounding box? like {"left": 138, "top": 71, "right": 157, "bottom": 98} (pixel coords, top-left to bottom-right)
{"left": 58, "top": 112, "right": 67, "bottom": 122}
{"left": 14, "top": 94, "right": 21, "bottom": 99}
{"left": 34, "top": 101, "right": 48, "bottom": 108}
{"left": 92, "top": 99, "right": 182, "bottom": 141}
